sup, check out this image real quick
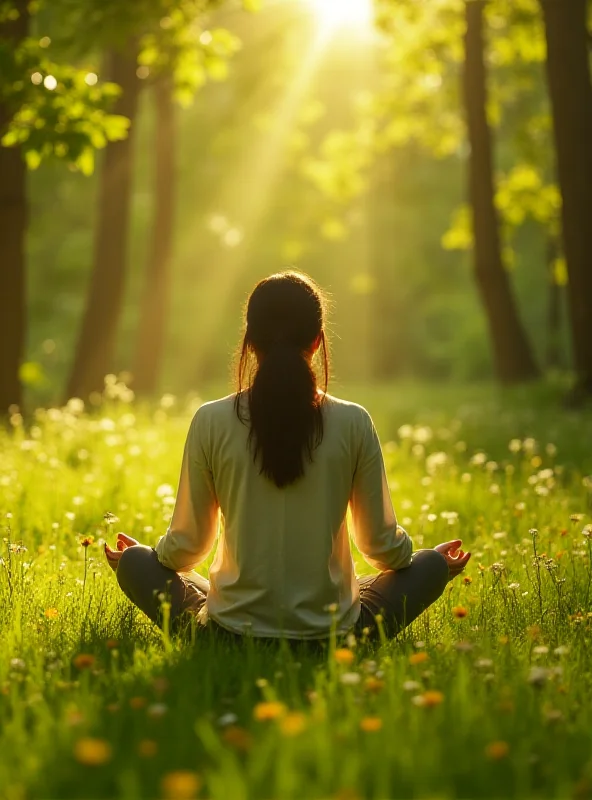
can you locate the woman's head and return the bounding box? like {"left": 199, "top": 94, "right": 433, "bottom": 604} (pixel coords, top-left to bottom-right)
{"left": 236, "top": 271, "right": 329, "bottom": 488}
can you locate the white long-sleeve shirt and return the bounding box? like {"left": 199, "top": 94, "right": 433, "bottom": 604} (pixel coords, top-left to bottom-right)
{"left": 155, "top": 393, "right": 413, "bottom": 639}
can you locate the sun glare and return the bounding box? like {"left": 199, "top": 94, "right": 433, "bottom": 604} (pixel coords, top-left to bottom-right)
{"left": 307, "top": 0, "right": 373, "bottom": 33}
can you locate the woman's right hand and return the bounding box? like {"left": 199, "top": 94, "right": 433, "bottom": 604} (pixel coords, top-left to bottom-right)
{"left": 434, "top": 539, "right": 471, "bottom": 581}
{"left": 104, "top": 532, "right": 140, "bottom": 573}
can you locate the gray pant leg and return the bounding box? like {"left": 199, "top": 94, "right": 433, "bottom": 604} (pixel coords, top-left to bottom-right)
{"left": 357, "top": 549, "right": 449, "bottom": 637}
{"left": 116, "top": 545, "right": 206, "bottom": 627}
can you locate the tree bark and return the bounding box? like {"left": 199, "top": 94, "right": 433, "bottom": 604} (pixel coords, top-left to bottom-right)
{"left": 132, "top": 77, "right": 176, "bottom": 396}
{"left": 65, "top": 47, "right": 140, "bottom": 401}
{"left": 541, "top": 0, "right": 592, "bottom": 395}
{"left": 463, "top": 0, "right": 540, "bottom": 383}
{"left": 0, "top": 0, "right": 29, "bottom": 413}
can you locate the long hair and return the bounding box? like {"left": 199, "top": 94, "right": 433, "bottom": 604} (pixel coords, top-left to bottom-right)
{"left": 235, "top": 271, "right": 330, "bottom": 488}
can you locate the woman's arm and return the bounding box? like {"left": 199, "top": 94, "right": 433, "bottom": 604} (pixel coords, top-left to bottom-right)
{"left": 154, "top": 408, "right": 219, "bottom": 572}
{"left": 349, "top": 409, "right": 413, "bottom": 572}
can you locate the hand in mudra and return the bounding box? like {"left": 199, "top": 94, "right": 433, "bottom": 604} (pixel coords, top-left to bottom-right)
{"left": 434, "top": 539, "right": 471, "bottom": 581}
{"left": 104, "top": 533, "right": 140, "bottom": 573}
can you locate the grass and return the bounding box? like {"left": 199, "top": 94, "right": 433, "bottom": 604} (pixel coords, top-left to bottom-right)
{"left": 1, "top": 378, "right": 592, "bottom": 800}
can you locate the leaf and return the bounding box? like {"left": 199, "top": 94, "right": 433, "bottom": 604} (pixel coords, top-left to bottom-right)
{"left": 19, "top": 361, "right": 46, "bottom": 387}
{"left": 76, "top": 147, "right": 94, "bottom": 176}
{"left": 553, "top": 257, "right": 568, "bottom": 287}
{"left": 25, "top": 148, "right": 41, "bottom": 169}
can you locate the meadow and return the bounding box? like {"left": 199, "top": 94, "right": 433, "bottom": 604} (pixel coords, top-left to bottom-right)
{"left": 1, "top": 378, "right": 592, "bottom": 800}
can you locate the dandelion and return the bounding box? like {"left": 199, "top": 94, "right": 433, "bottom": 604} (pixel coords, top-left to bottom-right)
{"left": 452, "top": 606, "right": 468, "bottom": 619}
{"left": 360, "top": 716, "right": 383, "bottom": 732}
{"left": 543, "top": 706, "right": 564, "bottom": 723}
{"left": 364, "top": 676, "right": 385, "bottom": 693}
{"left": 73, "top": 653, "right": 95, "bottom": 670}
{"left": 485, "top": 741, "right": 509, "bottom": 760}
{"left": 253, "top": 701, "right": 286, "bottom": 721}
{"left": 147, "top": 703, "right": 168, "bottom": 719}
{"left": 217, "top": 713, "right": 238, "bottom": 727}
{"left": 334, "top": 648, "right": 355, "bottom": 665}
{"left": 161, "top": 770, "right": 201, "bottom": 800}
{"left": 528, "top": 666, "right": 549, "bottom": 687}
{"left": 413, "top": 690, "right": 444, "bottom": 708}
{"left": 409, "top": 651, "right": 429, "bottom": 665}
{"left": 74, "top": 737, "right": 112, "bottom": 766}
{"left": 43, "top": 608, "right": 59, "bottom": 619}
{"left": 582, "top": 525, "right": 592, "bottom": 538}
{"left": 280, "top": 712, "right": 307, "bottom": 736}
{"left": 508, "top": 582, "right": 520, "bottom": 590}
{"left": 463, "top": 576, "right": 472, "bottom": 585}
{"left": 138, "top": 739, "right": 158, "bottom": 758}
{"left": 103, "top": 512, "right": 119, "bottom": 525}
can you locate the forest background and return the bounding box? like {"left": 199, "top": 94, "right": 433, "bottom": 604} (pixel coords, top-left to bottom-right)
{"left": 1, "top": 0, "right": 591, "bottom": 410}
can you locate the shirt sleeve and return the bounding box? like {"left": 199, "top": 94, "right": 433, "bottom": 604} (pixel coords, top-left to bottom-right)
{"left": 154, "top": 409, "right": 219, "bottom": 572}
{"left": 349, "top": 408, "right": 413, "bottom": 572}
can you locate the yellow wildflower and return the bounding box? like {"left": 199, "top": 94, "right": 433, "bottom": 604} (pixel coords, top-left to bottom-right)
{"left": 138, "top": 739, "right": 158, "bottom": 758}
{"left": 74, "top": 737, "right": 112, "bottom": 766}
{"left": 280, "top": 712, "right": 308, "bottom": 736}
{"left": 43, "top": 608, "right": 59, "bottom": 619}
{"left": 452, "top": 606, "right": 468, "bottom": 619}
{"left": 360, "top": 716, "right": 383, "bottom": 732}
{"left": 334, "top": 648, "right": 355, "bottom": 665}
{"left": 422, "top": 690, "right": 444, "bottom": 707}
{"left": 253, "top": 701, "right": 286, "bottom": 721}
{"left": 409, "top": 651, "right": 429, "bottom": 665}
{"left": 161, "top": 770, "right": 201, "bottom": 800}
{"left": 73, "top": 653, "right": 95, "bottom": 670}
{"left": 364, "top": 676, "right": 385, "bottom": 694}
{"left": 485, "top": 740, "right": 510, "bottom": 760}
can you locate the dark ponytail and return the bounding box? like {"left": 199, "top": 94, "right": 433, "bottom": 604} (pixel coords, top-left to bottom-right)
{"left": 235, "top": 271, "right": 329, "bottom": 488}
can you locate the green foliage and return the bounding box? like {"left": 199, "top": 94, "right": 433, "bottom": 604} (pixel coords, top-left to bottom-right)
{"left": 0, "top": 31, "right": 129, "bottom": 172}
{"left": 0, "top": 0, "right": 245, "bottom": 171}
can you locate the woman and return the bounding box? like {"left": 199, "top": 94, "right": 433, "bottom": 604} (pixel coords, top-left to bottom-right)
{"left": 106, "top": 271, "right": 470, "bottom": 640}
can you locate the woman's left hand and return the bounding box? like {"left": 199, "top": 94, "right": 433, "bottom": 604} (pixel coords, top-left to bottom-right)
{"left": 104, "top": 533, "right": 140, "bottom": 573}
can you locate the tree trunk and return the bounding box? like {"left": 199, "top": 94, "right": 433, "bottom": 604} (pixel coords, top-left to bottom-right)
{"left": 463, "top": 0, "right": 540, "bottom": 383}
{"left": 0, "top": 1, "right": 29, "bottom": 413}
{"left": 132, "top": 77, "right": 176, "bottom": 396}
{"left": 541, "top": 0, "right": 592, "bottom": 395}
{"left": 65, "top": 48, "right": 140, "bottom": 401}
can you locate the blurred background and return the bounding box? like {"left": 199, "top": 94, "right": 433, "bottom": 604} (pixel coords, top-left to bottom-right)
{"left": 1, "top": 0, "right": 591, "bottom": 409}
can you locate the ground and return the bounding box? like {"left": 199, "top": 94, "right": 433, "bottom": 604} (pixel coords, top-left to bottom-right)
{"left": 1, "top": 380, "right": 592, "bottom": 800}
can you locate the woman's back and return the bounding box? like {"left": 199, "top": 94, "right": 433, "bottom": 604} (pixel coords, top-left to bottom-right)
{"left": 156, "top": 393, "right": 412, "bottom": 638}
